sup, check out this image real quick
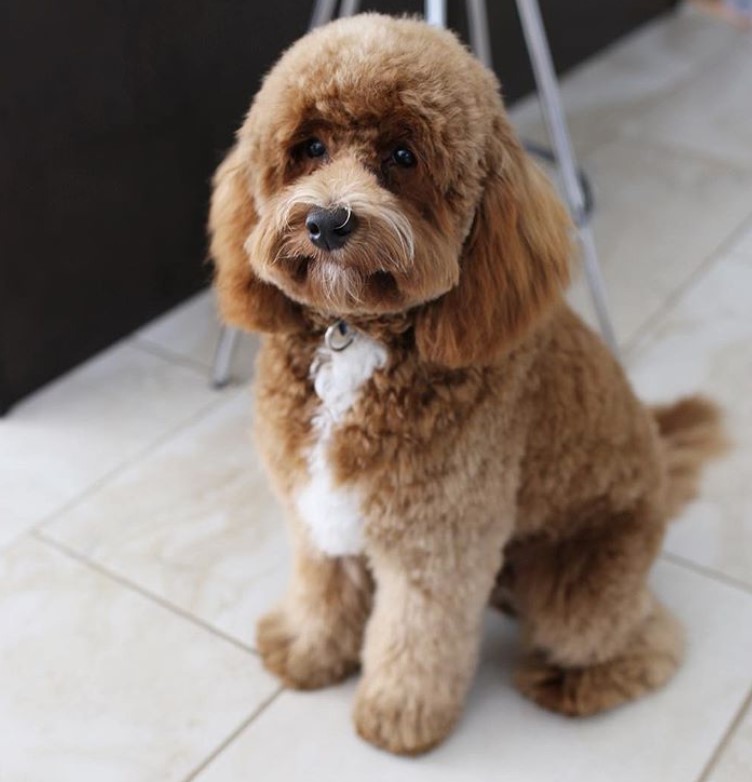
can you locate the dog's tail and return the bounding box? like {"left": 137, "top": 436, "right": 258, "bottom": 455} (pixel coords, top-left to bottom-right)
{"left": 652, "top": 395, "right": 727, "bottom": 519}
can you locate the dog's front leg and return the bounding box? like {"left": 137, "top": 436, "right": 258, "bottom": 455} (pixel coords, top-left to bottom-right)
{"left": 257, "top": 522, "right": 373, "bottom": 690}
{"left": 354, "top": 517, "right": 509, "bottom": 756}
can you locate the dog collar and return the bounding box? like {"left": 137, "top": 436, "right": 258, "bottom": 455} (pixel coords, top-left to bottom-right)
{"left": 324, "top": 320, "right": 356, "bottom": 352}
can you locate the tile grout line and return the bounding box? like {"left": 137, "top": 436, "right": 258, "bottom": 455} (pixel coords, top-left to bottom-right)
{"left": 513, "top": 1, "right": 742, "bottom": 124}
{"left": 181, "top": 687, "right": 284, "bottom": 782}
{"left": 130, "top": 335, "right": 217, "bottom": 378}
{"left": 587, "top": 4, "right": 752, "bottom": 171}
{"left": 696, "top": 681, "right": 752, "bottom": 782}
{"left": 623, "top": 209, "right": 752, "bottom": 362}
{"left": 616, "top": 127, "right": 752, "bottom": 177}
{"left": 29, "top": 385, "right": 245, "bottom": 538}
{"left": 29, "top": 328, "right": 280, "bottom": 778}
{"left": 513, "top": 13, "right": 752, "bottom": 177}
{"left": 33, "top": 529, "right": 260, "bottom": 658}
{"left": 625, "top": 208, "right": 752, "bottom": 357}
{"left": 661, "top": 550, "right": 752, "bottom": 598}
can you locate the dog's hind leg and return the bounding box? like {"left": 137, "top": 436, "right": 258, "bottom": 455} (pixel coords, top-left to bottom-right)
{"left": 510, "top": 507, "right": 684, "bottom": 716}
{"left": 256, "top": 524, "right": 373, "bottom": 690}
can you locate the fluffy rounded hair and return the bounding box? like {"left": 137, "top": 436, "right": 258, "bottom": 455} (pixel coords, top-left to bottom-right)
{"left": 208, "top": 15, "right": 572, "bottom": 367}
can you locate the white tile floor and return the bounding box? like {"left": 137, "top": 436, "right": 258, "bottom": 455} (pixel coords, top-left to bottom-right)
{"left": 2, "top": 6, "right": 752, "bottom": 781}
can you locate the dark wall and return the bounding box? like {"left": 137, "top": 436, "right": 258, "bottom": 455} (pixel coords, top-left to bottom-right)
{"left": 0, "top": 0, "right": 674, "bottom": 411}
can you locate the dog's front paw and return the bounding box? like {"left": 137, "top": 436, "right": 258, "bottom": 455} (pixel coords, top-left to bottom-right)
{"left": 256, "top": 609, "right": 359, "bottom": 690}
{"left": 353, "top": 677, "right": 461, "bottom": 756}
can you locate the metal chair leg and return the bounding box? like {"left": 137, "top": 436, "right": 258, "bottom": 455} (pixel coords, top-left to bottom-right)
{"left": 466, "top": 0, "right": 492, "bottom": 68}
{"left": 211, "top": 326, "right": 240, "bottom": 389}
{"left": 425, "top": 0, "right": 447, "bottom": 27}
{"left": 514, "top": 0, "right": 619, "bottom": 356}
{"left": 310, "top": 0, "right": 338, "bottom": 28}
{"left": 339, "top": 0, "right": 361, "bottom": 17}
{"left": 578, "top": 223, "right": 618, "bottom": 355}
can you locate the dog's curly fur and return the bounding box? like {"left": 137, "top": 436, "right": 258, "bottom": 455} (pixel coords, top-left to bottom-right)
{"left": 209, "top": 15, "right": 726, "bottom": 755}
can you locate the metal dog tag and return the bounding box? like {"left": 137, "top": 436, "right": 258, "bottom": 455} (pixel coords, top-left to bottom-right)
{"left": 324, "top": 320, "right": 356, "bottom": 352}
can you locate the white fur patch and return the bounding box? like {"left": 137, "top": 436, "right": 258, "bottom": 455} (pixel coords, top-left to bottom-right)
{"left": 296, "top": 330, "right": 387, "bottom": 556}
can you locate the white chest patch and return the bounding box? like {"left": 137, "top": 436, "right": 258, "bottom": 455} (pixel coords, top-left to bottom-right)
{"left": 296, "top": 328, "right": 387, "bottom": 557}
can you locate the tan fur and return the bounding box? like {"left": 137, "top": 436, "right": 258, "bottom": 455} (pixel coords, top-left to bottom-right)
{"left": 209, "top": 14, "right": 726, "bottom": 756}
{"left": 415, "top": 125, "right": 572, "bottom": 367}
{"left": 652, "top": 396, "right": 728, "bottom": 517}
{"left": 257, "top": 538, "right": 372, "bottom": 689}
{"left": 209, "top": 146, "right": 304, "bottom": 332}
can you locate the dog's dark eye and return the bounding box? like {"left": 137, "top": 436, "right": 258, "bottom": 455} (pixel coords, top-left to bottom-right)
{"left": 392, "top": 146, "right": 416, "bottom": 168}
{"left": 305, "top": 138, "right": 327, "bottom": 158}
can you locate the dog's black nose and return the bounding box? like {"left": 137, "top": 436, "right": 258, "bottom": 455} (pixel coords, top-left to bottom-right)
{"left": 305, "top": 207, "right": 357, "bottom": 251}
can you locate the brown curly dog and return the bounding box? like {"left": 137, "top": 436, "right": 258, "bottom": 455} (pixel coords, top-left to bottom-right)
{"left": 209, "top": 14, "right": 725, "bottom": 756}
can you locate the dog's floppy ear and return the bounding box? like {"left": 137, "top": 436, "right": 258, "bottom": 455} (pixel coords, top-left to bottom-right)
{"left": 415, "top": 132, "right": 572, "bottom": 367}
{"left": 209, "top": 144, "right": 302, "bottom": 333}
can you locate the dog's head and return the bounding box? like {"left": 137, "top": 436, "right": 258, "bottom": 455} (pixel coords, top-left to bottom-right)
{"left": 210, "top": 14, "right": 572, "bottom": 366}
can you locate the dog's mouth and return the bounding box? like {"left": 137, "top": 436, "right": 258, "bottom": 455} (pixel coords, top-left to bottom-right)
{"left": 289, "top": 255, "right": 311, "bottom": 285}
{"left": 290, "top": 256, "right": 397, "bottom": 294}
{"left": 369, "top": 270, "right": 399, "bottom": 298}
{"left": 275, "top": 253, "right": 401, "bottom": 313}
